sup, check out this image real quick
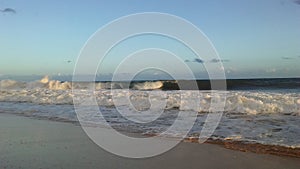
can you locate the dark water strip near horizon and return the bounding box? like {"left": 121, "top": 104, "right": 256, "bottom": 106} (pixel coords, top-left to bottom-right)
{"left": 99, "top": 78, "right": 300, "bottom": 91}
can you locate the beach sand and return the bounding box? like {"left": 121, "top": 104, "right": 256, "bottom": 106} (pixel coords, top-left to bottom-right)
{"left": 0, "top": 113, "right": 299, "bottom": 169}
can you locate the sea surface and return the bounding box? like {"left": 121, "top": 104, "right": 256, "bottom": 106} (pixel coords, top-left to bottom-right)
{"left": 0, "top": 76, "right": 299, "bottom": 148}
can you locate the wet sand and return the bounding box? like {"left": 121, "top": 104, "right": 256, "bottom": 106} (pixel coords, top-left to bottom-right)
{"left": 184, "top": 138, "right": 300, "bottom": 158}
{"left": 0, "top": 113, "right": 299, "bottom": 169}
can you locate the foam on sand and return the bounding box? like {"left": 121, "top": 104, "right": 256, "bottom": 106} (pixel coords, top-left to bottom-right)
{"left": 0, "top": 76, "right": 299, "bottom": 149}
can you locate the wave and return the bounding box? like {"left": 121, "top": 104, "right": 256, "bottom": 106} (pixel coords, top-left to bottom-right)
{"left": 0, "top": 76, "right": 299, "bottom": 148}
{"left": 0, "top": 76, "right": 72, "bottom": 90}
{"left": 0, "top": 76, "right": 165, "bottom": 91}
{"left": 131, "top": 81, "right": 164, "bottom": 90}
{"left": 2, "top": 76, "right": 300, "bottom": 91}
{"left": 0, "top": 76, "right": 299, "bottom": 115}
{"left": 0, "top": 101, "right": 299, "bottom": 148}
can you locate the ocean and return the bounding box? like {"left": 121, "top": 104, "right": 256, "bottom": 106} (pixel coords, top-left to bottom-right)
{"left": 0, "top": 76, "right": 299, "bottom": 148}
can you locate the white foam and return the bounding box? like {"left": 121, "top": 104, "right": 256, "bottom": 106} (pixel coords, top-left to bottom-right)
{"left": 0, "top": 77, "right": 299, "bottom": 147}
{"left": 132, "top": 81, "right": 163, "bottom": 90}
{"left": 0, "top": 79, "right": 26, "bottom": 90}
{"left": 0, "top": 76, "right": 299, "bottom": 116}
{"left": 0, "top": 101, "right": 299, "bottom": 148}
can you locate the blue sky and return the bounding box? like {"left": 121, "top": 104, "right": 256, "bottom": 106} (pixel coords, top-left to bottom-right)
{"left": 1, "top": 0, "right": 300, "bottom": 79}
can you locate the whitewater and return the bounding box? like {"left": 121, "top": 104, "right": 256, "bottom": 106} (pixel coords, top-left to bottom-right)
{"left": 0, "top": 76, "right": 299, "bottom": 148}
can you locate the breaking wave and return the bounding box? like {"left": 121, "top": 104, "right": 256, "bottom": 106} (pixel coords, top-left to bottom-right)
{"left": 0, "top": 76, "right": 299, "bottom": 115}
{"left": 0, "top": 76, "right": 300, "bottom": 148}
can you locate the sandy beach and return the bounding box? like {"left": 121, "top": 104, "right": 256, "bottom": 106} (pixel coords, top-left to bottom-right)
{"left": 0, "top": 113, "right": 299, "bottom": 169}
{"left": 2, "top": 1, "right": 300, "bottom": 168}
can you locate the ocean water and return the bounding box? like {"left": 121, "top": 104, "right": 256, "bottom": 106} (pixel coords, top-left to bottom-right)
{"left": 0, "top": 76, "right": 299, "bottom": 148}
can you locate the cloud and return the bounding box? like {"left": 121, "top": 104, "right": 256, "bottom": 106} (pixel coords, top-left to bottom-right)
{"left": 194, "top": 58, "right": 204, "bottom": 63}
{"left": 0, "top": 8, "right": 16, "bottom": 14}
{"left": 294, "top": 0, "right": 300, "bottom": 5}
{"left": 281, "top": 56, "right": 293, "bottom": 60}
{"left": 185, "top": 58, "right": 204, "bottom": 63}
{"left": 210, "top": 58, "right": 230, "bottom": 63}
{"left": 185, "top": 58, "right": 230, "bottom": 64}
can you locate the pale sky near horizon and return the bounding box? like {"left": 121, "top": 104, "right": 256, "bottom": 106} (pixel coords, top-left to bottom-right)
{"left": 1, "top": 0, "right": 300, "bottom": 79}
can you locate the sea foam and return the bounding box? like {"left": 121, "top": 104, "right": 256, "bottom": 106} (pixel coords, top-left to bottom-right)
{"left": 0, "top": 76, "right": 299, "bottom": 148}
{"left": 0, "top": 76, "right": 299, "bottom": 115}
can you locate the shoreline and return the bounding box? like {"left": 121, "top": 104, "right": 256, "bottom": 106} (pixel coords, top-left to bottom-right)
{"left": 186, "top": 138, "right": 300, "bottom": 158}
{"left": 3, "top": 112, "right": 300, "bottom": 158}
{"left": 1, "top": 113, "right": 300, "bottom": 169}
{"left": 0, "top": 113, "right": 300, "bottom": 169}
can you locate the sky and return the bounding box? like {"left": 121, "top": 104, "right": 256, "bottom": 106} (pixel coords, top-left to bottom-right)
{"left": 1, "top": 0, "right": 300, "bottom": 79}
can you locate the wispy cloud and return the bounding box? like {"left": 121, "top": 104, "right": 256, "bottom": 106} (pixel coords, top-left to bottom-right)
{"left": 281, "top": 56, "right": 293, "bottom": 60}
{"left": 210, "top": 58, "right": 230, "bottom": 63}
{"left": 294, "top": 0, "right": 300, "bottom": 5}
{"left": 185, "top": 58, "right": 229, "bottom": 64}
{"left": 185, "top": 58, "right": 204, "bottom": 63}
{"left": 0, "top": 8, "right": 16, "bottom": 14}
